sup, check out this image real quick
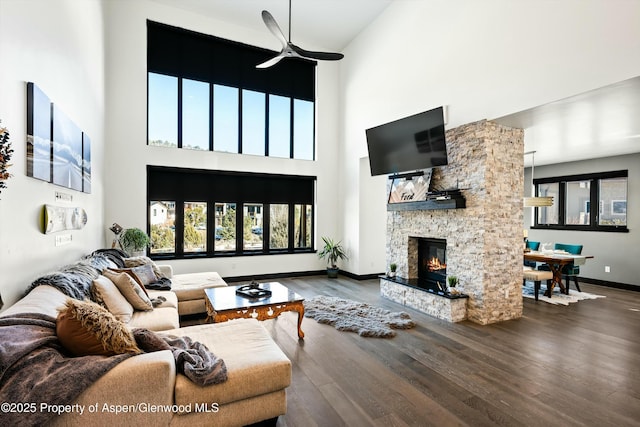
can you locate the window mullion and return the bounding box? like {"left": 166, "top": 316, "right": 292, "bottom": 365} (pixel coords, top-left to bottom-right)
{"left": 289, "top": 97, "right": 294, "bottom": 159}
{"left": 288, "top": 203, "right": 295, "bottom": 252}
{"left": 591, "top": 179, "right": 599, "bottom": 225}
{"left": 177, "top": 77, "right": 183, "bottom": 149}
{"left": 265, "top": 95, "right": 270, "bottom": 157}
{"left": 263, "top": 203, "right": 270, "bottom": 254}
{"left": 238, "top": 90, "right": 243, "bottom": 154}
{"left": 209, "top": 84, "right": 214, "bottom": 151}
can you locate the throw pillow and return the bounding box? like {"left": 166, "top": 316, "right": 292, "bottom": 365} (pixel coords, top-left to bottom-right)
{"left": 103, "top": 270, "right": 153, "bottom": 311}
{"left": 124, "top": 256, "right": 166, "bottom": 279}
{"left": 108, "top": 267, "right": 151, "bottom": 297}
{"left": 92, "top": 275, "right": 134, "bottom": 323}
{"left": 56, "top": 299, "right": 141, "bottom": 357}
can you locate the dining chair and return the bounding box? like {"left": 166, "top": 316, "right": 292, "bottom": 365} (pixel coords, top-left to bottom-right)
{"left": 539, "top": 243, "right": 583, "bottom": 293}
{"left": 523, "top": 269, "right": 553, "bottom": 301}
{"left": 524, "top": 241, "right": 540, "bottom": 268}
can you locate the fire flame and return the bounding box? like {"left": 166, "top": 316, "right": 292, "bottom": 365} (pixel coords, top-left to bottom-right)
{"left": 428, "top": 256, "right": 446, "bottom": 272}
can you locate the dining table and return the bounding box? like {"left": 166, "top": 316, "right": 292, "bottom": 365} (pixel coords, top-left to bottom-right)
{"left": 523, "top": 251, "right": 594, "bottom": 296}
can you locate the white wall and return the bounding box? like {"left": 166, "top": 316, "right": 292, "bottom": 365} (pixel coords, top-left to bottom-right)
{"left": 340, "top": 0, "right": 640, "bottom": 275}
{"left": 0, "top": 0, "right": 106, "bottom": 308}
{"left": 103, "top": 0, "right": 340, "bottom": 277}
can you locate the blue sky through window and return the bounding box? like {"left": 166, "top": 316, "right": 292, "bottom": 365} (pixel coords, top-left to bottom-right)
{"left": 182, "top": 78, "right": 209, "bottom": 150}
{"left": 213, "top": 84, "right": 239, "bottom": 153}
{"left": 294, "top": 100, "right": 314, "bottom": 160}
{"left": 148, "top": 73, "right": 177, "bottom": 147}
{"left": 269, "top": 94, "right": 291, "bottom": 158}
{"left": 148, "top": 73, "right": 314, "bottom": 160}
{"left": 242, "top": 89, "right": 265, "bottom": 156}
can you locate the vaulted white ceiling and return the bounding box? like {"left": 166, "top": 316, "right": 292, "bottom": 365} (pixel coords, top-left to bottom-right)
{"left": 493, "top": 75, "right": 640, "bottom": 167}
{"left": 149, "top": 0, "right": 394, "bottom": 51}
{"left": 149, "top": 0, "right": 640, "bottom": 167}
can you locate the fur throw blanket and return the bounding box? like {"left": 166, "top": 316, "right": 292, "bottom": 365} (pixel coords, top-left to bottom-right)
{"left": 26, "top": 260, "right": 102, "bottom": 300}
{"left": 133, "top": 328, "right": 227, "bottom": 386}
{"left": 0, "top": 313, "right": 133, "bottom": 426}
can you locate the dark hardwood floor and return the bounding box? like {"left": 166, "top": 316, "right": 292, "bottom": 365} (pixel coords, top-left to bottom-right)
{"left": 248, "top": 276, "right": 640, "bottom": 427}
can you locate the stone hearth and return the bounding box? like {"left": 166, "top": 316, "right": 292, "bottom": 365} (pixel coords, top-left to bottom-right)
{"left": 384, "top": 120, "right": 524, "bottom": 325}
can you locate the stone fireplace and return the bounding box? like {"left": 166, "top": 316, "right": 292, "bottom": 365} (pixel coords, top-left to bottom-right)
{"left": 381, "top": 120, "right": 524, "bottom": 325}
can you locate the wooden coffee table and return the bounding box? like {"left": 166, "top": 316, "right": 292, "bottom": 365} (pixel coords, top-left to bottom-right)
{"left": 204, "top": 282, "right": 305, "bottom": 339}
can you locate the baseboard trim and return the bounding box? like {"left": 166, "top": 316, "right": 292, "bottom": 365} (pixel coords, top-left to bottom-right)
{"left": 338, "top": 270, "right": 384, "bottom": 281}
{"left": 579, "top": 276, "right": 639, "bottom": 292}
{"left": 223, "top": 270, "right": 383, "bottom": 283}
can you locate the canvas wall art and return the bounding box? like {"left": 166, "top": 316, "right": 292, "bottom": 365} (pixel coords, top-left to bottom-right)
{"left": 26, "top": 82, "right": 52, "bottom": 182}
{"left": 82, "top": 133, "right": 91, "bottom": 193}
{"left": 52, "top": 105, "right": 83, "bottom": 191}
{"left": 26, "top": 82, "right": 92, "bottom": 193}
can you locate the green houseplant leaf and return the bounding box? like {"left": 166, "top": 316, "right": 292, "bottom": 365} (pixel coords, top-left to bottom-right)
{"left": 119, "top": 228, "right": 150, "bottom": 253}
{"left": 318, "top": 237, "right": 347, "bottom": 268}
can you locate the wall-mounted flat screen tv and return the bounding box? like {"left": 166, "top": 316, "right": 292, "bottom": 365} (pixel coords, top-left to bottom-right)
{"left": 366, "top": 106, "right": 447, "bottom": 176}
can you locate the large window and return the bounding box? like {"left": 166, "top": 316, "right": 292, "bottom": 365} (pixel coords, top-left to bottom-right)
{"left": 147, "top": 20, "right": 316, "bottom": 160}
{"left": 533, "top": 170, "right": 628, "bottom": 232}
{"left": 147, "top": 166, "right": 315, "bottom": 259}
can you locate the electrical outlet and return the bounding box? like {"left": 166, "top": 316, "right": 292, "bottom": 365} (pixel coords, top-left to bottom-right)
{"left": 605, "top": 266, "right": 611, "bottom": 273}
{"left": 55, "top": 234, "right": 72, "bottom": 246}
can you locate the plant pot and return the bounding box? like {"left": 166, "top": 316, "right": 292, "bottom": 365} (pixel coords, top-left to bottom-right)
{"left": 387, "top": 271, "right": 396, "bottom": 278}
{"left": 447, "top": 286, "right": 461, "bottom": 296}
{"left": 327, "top": 267, "right": 339, "bottom": 278}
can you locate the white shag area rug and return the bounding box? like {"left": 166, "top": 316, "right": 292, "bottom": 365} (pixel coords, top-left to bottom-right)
{"left": 522, "top": 283, "right": 606, "bottom": 306}
{"left": 304, "top": 295, "right": 415, "bottom": 338}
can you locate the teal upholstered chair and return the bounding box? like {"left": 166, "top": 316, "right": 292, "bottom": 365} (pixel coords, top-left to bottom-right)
{"left": 555, "top": 243, "right": 583, "bottom": 292}
{"left": 524, "top": 241, "right": 540, "bottom": 268}
{"left": 539, "top": 243, "right": 583, "bottom": 293}
{"left": 526, "top": 241, "right": 540, "bottom": 251}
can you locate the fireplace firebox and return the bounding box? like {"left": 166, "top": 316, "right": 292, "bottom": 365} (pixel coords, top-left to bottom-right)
{"left": 418, "top": 238, "right": 447, "bottom": 289}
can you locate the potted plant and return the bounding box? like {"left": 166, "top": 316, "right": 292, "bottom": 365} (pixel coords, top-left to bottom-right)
{"left": 119, "top": 227, "right": 150, "bottom": 256}
{"left": 318, "top": 237, "right": 347, "bottom": 278}
{"left": 388, "top": 263, "right": 397, "bottom": 278}
{"left": 447, "top": 275, "right": 460, "bottom": 295}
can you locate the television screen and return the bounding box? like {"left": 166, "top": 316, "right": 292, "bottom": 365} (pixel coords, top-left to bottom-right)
{"left": 366, "top": 106, "right": 447, "bottom": 176}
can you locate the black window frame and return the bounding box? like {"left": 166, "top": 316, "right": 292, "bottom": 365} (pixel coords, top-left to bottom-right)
{"left": 147, "top": 166, "right": 316, "bottom": 260}
{"left": 146, "top": 20, "right": 316, "bottom": 160}
{"left": 532, "top": 170, "right": 629, "bottom": 232}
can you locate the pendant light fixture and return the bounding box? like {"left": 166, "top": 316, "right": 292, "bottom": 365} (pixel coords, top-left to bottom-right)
{"left": 523, "top": 150, "right": 553, "bottom": 207}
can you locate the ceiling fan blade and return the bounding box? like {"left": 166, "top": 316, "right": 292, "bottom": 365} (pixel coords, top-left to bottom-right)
{"left": 261, "top": 10, "right": 288, "bottom": 48}
{"left": 290, "top": 44, "right": 344, "bottom": 61}
{"left": 256, "top": 54, "right": 287, "bottom": 69}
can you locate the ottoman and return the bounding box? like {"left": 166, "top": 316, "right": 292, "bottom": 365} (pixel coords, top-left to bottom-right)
{"left": 158, "top": 266, "right": 228, "bottom": 315}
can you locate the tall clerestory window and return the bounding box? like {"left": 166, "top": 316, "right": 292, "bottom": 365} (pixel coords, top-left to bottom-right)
{"left": 146, "top": 20, "right": 316, "bottom": 160}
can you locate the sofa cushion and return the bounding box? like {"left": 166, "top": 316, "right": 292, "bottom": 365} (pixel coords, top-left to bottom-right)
{"left": 0, "top": 285, "right": 68, "bottom": 319}
{"left": 166, "top": 319, "right": 291, "bottom": 407}
{"left": 129, "top": 307, "right": 180, "bottom": 331}
{"left": 124, "top": 256, "right": 167, "bottom": 279}
{"left": 147, "top": 290, "right": 178, "bottom": 310}
{"left": 56, "top": 299, "right": 141, "bottom": 357}
{"left": 107, "top": 268, "right": 150, "bottom": 297}
{"left": 171, "top": 271, "right": 227, "bottom": 301}
{"left": 103, "top": 270, "right": 153, "bottom": 311}
{"left": 92, "top": 275, "right": 134, "bottom": 323}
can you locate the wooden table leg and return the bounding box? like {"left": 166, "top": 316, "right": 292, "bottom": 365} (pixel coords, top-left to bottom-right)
{"left": 544, "top": 263, "right": 566, "bottom": 297}
{"left": 290, "top": 302, "right": 305, "bottom": 339}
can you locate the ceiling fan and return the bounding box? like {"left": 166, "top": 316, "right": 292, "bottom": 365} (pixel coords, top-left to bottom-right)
{"left": 256, "top": 0, "right": 344, "bottom": 69}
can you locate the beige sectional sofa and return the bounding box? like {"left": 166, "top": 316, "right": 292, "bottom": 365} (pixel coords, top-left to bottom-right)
{"left": 159, "top": 266, "right": 228, "bottom": 316}
{"left": 1, "top": 262, "right": 291, "bottom": 426}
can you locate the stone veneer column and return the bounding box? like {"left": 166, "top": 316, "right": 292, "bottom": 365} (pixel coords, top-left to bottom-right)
{"left": 386, "top": 120, "right": 523, "bottom": 324}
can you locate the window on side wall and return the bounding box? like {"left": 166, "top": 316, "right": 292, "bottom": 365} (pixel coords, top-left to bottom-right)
{"left": 533, "top": 170, "right": 628, "bottom": 232}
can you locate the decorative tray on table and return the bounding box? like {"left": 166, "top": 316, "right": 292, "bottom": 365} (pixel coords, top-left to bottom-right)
{"left": 235, "top": 282, "right": 272, "bottom": 299}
